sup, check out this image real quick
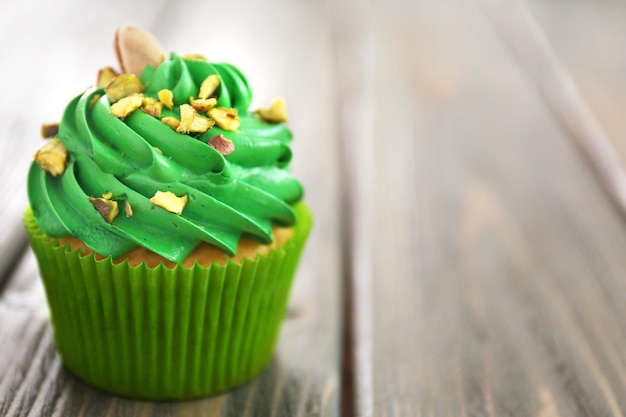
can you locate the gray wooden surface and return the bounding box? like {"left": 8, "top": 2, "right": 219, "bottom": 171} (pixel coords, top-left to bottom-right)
{"left": 3, "top": 0, "right": 626, "bottom": 416}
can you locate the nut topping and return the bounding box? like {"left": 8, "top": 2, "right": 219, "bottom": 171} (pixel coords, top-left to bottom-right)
{"left": 158, "top": 89, "right": 174, "bottom": 109}
{"left": 255, "top": 97, "right": 288, "bottom": 123}
{"left": 96, "top": 66, "right": 120, "bottom": 88}
{"left": 199, "top": 74, "right": 220, "bottom": 100}
{"left": 125, "top": 202, "right": 133, "bottom": 217}
{"left": 34, "top": 138, "right": 67, "bottom": 177}
{"left": 141, "top": 96, "right": 163, "bottom": 118}
{"left": 150, "top": 191, "right": 188, "bottom": 215}
{"left": 89, "top": 94, "right": 102, "bottom": 108}
{"left": 190, "top": 97, "right": 217, "bottom": 112}
{"left": 176, "top": 104, "right": 214, "bottom": 134}
{"left": 207, "top": 107, "right": 240, "bottom": 131}
{"left": 88, "top": 197, "right": 119, "bottom": 223}
{"left": 41, "top": 123, "right": 59, "bottom": 139}
{"left": 182, "top": 53, "right": 207, "bottom": 61}
{"left": 208, "top": 135, "right": 235, "bottom": 156}
{"left": 110, "top": 93, "right": 144, "bottom": 118}
{"left": 105, "top": 74, "right": 143, "bottom": 103}
{"left": 114, "top": 25, "right": 164, "bottom": 77}
{"left": 161, "top": 116, "right": 181, "bottom": 130}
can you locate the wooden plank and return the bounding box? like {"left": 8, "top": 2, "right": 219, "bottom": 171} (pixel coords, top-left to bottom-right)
{"left": 524, "top": 0, "right": 626, "bottom": 162}
{"left": 480, "top": 0, "right": 626, "bottom": 233}
{"left": 0, "top": 1, "right": 341, "bottom": 416}
{"left": 340, "top": 0, "right": 626, "bottom": 415}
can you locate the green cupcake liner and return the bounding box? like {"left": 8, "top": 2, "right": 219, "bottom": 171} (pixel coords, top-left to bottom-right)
{"left": 24, "top": 202, "right": 312, "bottom": 400}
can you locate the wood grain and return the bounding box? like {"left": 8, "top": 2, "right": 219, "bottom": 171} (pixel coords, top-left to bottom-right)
{"left": 0, "top": 1, "right": 341, "bottom": 416}
{"left": 340, "top": 0, "right": 626, "bottom": 415}
{"left": 6, "top": 0, "right": 626, "bottom": 415}
{"left": 525, "top": 0, "right": 626, "bottom": 161}
{"left": 481, "top": 0, "right": 626, "bottom": 237}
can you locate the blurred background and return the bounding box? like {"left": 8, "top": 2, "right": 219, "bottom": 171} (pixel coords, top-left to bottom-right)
{"left": 4, "top": 0, "right": 626, "bottom": 415}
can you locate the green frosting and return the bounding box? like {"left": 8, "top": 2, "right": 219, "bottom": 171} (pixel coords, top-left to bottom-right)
{"left": 28, "top": 54, "right": 303, "bottom": 262}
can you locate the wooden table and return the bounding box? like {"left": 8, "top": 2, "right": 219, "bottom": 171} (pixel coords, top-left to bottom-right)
{"left": 3, "top": 0, "right": 626, "bottom": 415}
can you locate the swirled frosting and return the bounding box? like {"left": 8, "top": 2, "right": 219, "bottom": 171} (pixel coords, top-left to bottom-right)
{"left": 28, "top": 54, "right": 303, "bottom": 262}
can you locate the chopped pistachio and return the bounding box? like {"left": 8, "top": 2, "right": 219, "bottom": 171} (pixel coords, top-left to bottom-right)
{"left": 190, "top": 97, "right": 217, "bottom": 112}
{"left": 255, "top": 97, "right": 288, "bottom": 123}
{"left": 176, "top": 104, "right": 214, "bottom": 134}
{"left": 161, "top": 116, "right": 181, "bottom": 130}
{"left": 158, "top": 89, "right": 174, "bottom": 109}
{"left": 110, "top": 93, "right": 144, "bottom": 118}
{"left": 89, "top": 94, "right": 102, "bottom": 108}
{"left": 125, "top": 202, "right": 133, "bottom": 217}
{"left": 34, "top": 138, "right": 67, "bottom": 177}
{"left": 208, "top": 135, "right": 235, "bottom": 156}
{"left": 182, "top": 53, "right": 207, "bottom": 61}
{"left": 142, "top": 97, "right": 157, "bottom": 106}
{"left": 96, "top": 66, "right": 120, "bottom": 88}
{"left": 41, "top": 123, "right": 59, "bottom": 139}
{"left": 207, "top": 107, "right": 240, "bottom": 131}
{"left": 105, "top": 74, "right": 143, "bottom": 103}
{"left": 176, "top": 104, "right": 195, "bottom": 133}
{"left": 88, "top": 197, "right": 119, "bottom": 223}
{"left": 198, "top": 74, "right": 220, "bottom": 99}
{"left": 102, "top": 192, "right": 113, "bottom": 200}
{"left": 149, "top": 191, "right": 188, "bottom": 215}
{"left": 141, "top": 96, "right": 162, "bottom": 118}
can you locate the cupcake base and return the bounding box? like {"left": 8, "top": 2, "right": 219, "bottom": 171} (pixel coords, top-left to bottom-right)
{"left": 24, "top": 202, "right": 312, "bottom": 400}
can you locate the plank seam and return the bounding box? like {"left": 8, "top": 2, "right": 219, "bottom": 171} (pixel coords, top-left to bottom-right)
{"left": 331, "top": 13, "right": 377, "bottom": 416}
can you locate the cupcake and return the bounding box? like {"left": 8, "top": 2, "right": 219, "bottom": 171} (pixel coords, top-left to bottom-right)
{"left": 24, "top": 26, "right": 312, "bottom": 400}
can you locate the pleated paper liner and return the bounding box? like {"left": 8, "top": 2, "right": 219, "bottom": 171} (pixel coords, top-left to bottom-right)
{"left": 24, "top": 202, "right": 312, "bottom": 400}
